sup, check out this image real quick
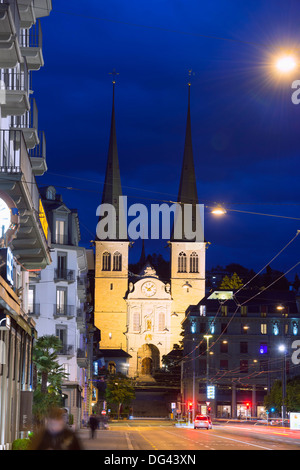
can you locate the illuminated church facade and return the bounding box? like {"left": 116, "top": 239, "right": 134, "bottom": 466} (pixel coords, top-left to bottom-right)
{"left": 94, "top": 81, "right": 206, "bottom": 378}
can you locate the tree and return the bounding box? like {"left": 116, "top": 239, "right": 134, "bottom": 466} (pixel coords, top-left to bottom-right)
{"left": 264, "top": 376, "right": 300, "bottom": 414}
{"left": 220, "top": 272, "right": 243, "bottom": 290}
{"left": 32, "top": 335, "right": 68, "bottom": 423}
{"left": 105, "top": 373, "right": 135, "bottom": 419}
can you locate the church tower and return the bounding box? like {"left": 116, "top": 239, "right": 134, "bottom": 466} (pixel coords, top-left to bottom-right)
{"left": 94, "top": 80, "right": 129, "bottom": 350}
{"left": 170, "top": 83, "right": 206, "bottom": 345}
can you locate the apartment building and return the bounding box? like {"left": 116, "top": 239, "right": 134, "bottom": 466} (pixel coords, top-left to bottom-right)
{"left": 28, "top": 186, "right": 93, "bottom": 429}
{"left": 181, "top": 289, "right": 300, "bottom": 419}
{"left": 0, "top": 0, "right": 52, "bottom": 449}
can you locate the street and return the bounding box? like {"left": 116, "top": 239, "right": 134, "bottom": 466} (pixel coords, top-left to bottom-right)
{"left": 76, "top": 420, "right": 300, "bottom": 452}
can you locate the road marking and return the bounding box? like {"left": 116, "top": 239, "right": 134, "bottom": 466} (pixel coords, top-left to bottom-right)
{"left": 125, "top": 432, "right": 134, "bottom": 450}
{"left": 211, "top": 433, "right": 273, "bottom": 450}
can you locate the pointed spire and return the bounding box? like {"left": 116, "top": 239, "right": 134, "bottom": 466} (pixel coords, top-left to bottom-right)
{"left": 98, "top": 77, "right": 126, "bottom": 240}
{"left": 177, "top": 82, "right": 198, "bottom": 206}
{"left": 171, "top": 83, "right": 199, "bottom": 241}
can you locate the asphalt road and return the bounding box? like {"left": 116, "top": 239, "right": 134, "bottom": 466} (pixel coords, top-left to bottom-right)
{"left": 77, "top": 420, "right": 300, "bottom": 452}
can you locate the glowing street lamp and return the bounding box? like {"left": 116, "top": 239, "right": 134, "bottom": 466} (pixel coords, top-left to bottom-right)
{"left": 211, "top": 206, "right": 227, "bottom": 216}
{"left": 275, "top": 54, "right": 297, "bottom": 74}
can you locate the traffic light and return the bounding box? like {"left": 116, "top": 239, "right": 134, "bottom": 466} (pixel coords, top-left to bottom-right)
{"left": 187, "top": 401, "right": 193, "bottom": 411}
{"left": 207, "top": 406, "right": 211, "bottom": 414}
{"left": 246, "top": 402, "right": 250, "bottom": 410}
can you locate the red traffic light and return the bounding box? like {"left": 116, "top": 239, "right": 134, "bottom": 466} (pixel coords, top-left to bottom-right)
{"left": 246, "top": 402, "right": 250, "bottom": 409}
{"left": 187, "top": 401, "right": 193, "bottom": 410}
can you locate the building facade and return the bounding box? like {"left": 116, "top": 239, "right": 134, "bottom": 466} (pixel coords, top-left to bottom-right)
{"left": 29, "top": 186, "right": 94, "bottom": 429}
{"left": 94, "top": 81, "right": 206, "bottom": 378}
{"left": 182, "top": 290, "right": 300, "bottom": 419}
{"left": 0, "top": 0, "right": 52, "bottom": 449}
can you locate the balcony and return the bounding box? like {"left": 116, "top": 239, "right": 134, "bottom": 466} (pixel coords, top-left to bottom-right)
{"left": 76, "top": 307, "right": 86, "bottom": 332}
{"left": 20, "top": 20, "right": 43, "bottom": 70}
{"left": 77, "top": 348, "right": 88, "bottom": 369}
{"left": 1, "top": 62, "right": 30, "bottom": 117}
{"left": 33, "top": 0, "right": 52, "bottom": 19}
{"left": 53, "top": 304, "right": 75, "bottom": 319}
{"left": 0, "top": 129, "right": 51, "bottom": 269}
{"left": 16, "top": 0, "right": 35, "bottom": 29}
{"left": 28, "top": 303, "right": 40, "bottom": 317}
{"left": 11, "top": 97, "right": 39, "bottom": 149}
{"left": 54, "top": 268, "right": 75, "bottom": 283}
{"left": 29, "top": 130, "right": 47, "bottom": 175}
{"left": 58, "top": 344, "right": 74, "bottom": 357}
{"left": 0, "top": 1, "right": 22, "bottom": 68}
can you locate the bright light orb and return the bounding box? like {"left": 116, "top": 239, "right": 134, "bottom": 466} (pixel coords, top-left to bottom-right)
{"left": 211, "top": 207, "right": 227, "bottom": 216}
{"left": 276, "top": 55, "right": 297, "bottom": 73}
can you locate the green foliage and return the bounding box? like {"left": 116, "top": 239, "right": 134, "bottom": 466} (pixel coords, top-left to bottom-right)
{"left": 32, "top": 335, "right": 68, "bottom": 423}
{"left": 220, "top": 272, "right": 243, "bottom": 290}
{"left": 264, "top": 376, "right": 300, "bottom": 413}
{"left": 12, "top": 438, "right": 31, "bottom": 450}
{"left": 105, "top": 373, "right": 135, "bottom": 419}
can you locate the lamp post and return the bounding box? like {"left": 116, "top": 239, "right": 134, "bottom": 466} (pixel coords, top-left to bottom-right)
{"left": 278, "top": 344, "right": 287, "bottom": 425}
{"left": 204, "top": 334, "right": 213, "bottom": 415}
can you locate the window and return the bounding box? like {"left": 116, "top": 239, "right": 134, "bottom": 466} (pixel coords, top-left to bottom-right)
{"left": 220, "top": 360, "right": 228, "bottom": 370}
{"left": 55, "top": 219, "right": 66, "bottom": 244}
{"left": 190, "top": 252, "right": 199, "bottom": 273}
{"left": 240, "top": 360, "right": 248, "bottom": 373}
{"left": 46, "top": 186, "right": 56, "bottom": 200}
{"left": 240, "top": 342, "right": 248, "bottom": 354}
{"left": 158, "top": 312, "right": 166, "bottom": 331}
{"left": 199, "top": 305, "right": 206, "bottom": 316}
{"left": 220, "top": 341, "right": 228, "bottom": 353}
{"left": 28, "top": 286, "right": 35, "bottom": 314}
{"left": 221, "top": 305, "right": 228, "bottom": 317}
{"left": 102, "top": 252, "right": 111, "bottom": 271}
{"left": 56, "top": 325, "right": 67, "bottom": 352}
{"left": 133, "top": 312, "right": 140, "bottom": 332}
{"left": 113, "top": 252, "right": 122, "bottom": 271}
{"left": 56, "top": 287, "right": 67, "bottom": 314}
{"left": 260, "top": 305, "right": 268, "bottom": 317}
{"left": 178, "top": 252, "right": 187, "bottom": 273}
{"left": 57, "top": 252, "right": 67, "bottom": 274}
{"left": 190, "top": 321, "right": 196, "bottom": 334}
{"left": 261, "top": 323, "right": 267, "bottom": 335}
{"left": 241, "top": 306, "right": 247, "bottom": 316}
{"left": 259, "top": 343, "right": 268, "bottom": 354}
{"left": 221, "top": 323, "right": 228, "bottom": 334}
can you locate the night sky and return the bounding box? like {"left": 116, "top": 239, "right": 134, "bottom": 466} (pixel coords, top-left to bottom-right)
{"left": 34, "top": 1, "right": 300, "bottom": 280}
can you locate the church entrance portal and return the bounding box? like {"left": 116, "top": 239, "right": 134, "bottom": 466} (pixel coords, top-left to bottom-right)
{"left": 141, "top": 357, "right": 153, "bottom": 375}
{"left": 138, "top": 344, "right": 160, "bottom": 377}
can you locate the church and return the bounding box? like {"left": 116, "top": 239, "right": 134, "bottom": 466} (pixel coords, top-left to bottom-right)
{"left": 94, "top": 79, "right": 206, "bottom": 378}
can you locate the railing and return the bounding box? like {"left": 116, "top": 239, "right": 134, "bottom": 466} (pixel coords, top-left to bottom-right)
{"left": 0, "top": 0, "right": 21, "bottom": 37}
{"left": 19, "top": 19, "right": 42, "bottom": 48}
{"left": 53, "top": 304, "right": 75, "bottom": 318}
{"left": 28, "top": 303, "right": 40, "bottom": 316}
{"left": 54, "top": 269, "right": 75, "bottom": 282}
{"left": 58, "top": 344, "right": 74, "bottom": 356}
{"left": 2, "top": 60, "right": 29, "bottom": 92}
{"left": 29, "top": 130, "right": 46, "bottom": 159}
{"left": 11, "top": 97, "right": 38, "bottom": 131}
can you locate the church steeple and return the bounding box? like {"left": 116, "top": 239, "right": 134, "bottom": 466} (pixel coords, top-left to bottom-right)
{"left": 177, "top": 83, "right": 198, "bottom": 207}
{"left": 101, "top": 80, "right": 123, "bottom": 208}
{"left": 98, "top": 78, "right": 127, "bottom": 241}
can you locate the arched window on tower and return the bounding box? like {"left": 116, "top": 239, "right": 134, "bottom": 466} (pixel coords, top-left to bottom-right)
{"left": 113, "top": 252, "right": 122, "bottom": 271}
{"left": 178, "top": 252, "right": 187, "bottom": 273}
{"left": 102, "top": 252, "right": 111, "bottom": 271}
{"left": 190, "top": 252, "right": 199, "bottom": 273}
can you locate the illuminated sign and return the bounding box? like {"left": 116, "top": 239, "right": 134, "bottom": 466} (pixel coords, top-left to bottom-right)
{"left": 39, "top": 199, "right": 49, "bottom": 241}
{"left": 290, "top": 413, "right": 300, "bottom": 430}
{"left": 0, "top": 312, "right": 11, "bottom": 330}
{"left": 207, "top": 385, "right": 215, "bottom": 399}
{"left": 0, "top": 247, "right": 13, "bottom": 285}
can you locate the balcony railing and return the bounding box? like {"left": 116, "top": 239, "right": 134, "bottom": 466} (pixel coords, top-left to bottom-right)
{"left": 20, "top": 19, "right": 42, "bottom": 48}
{"left": 11, "top": 97, "right": 39, "bottom": 149}
{"left": 29, "top": 130, "right": 47, "bottom": 175}
{"left": 58, "top": 344, "right": 74, "bottom": 356}
{"left": 28, "top": 303, "right": 40, "bottom": 316}
{"left": 53, "top": 304, "right": 75, "bottom": 318}
{"left": 54, "top": 269, "right": 75, "bottom": 283}
{"left": 0, "top": 61, "right": 30, "bottom": 116}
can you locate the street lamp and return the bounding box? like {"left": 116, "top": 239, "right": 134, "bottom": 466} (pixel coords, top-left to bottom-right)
{"left": 275, "top": 54, "right": 297, "bottom": 74}
{"left": 278, "top": 344, "right": 287, "bottom": 425}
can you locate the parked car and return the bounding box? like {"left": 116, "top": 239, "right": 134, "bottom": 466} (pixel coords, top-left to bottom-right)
{"left": 194, "top": 415, "right": 212, "bottom": 430}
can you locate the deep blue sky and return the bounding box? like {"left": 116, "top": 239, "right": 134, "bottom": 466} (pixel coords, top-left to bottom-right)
{"left": 34, "top": 0, "right": 300, "bottom": 280}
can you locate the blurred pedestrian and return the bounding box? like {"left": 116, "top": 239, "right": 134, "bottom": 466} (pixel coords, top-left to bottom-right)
{"left": 29, "top": 408, "right": 83, "bottom": 450}
{"left": 88, "top": 414, "right": 98, "bottom": 439}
